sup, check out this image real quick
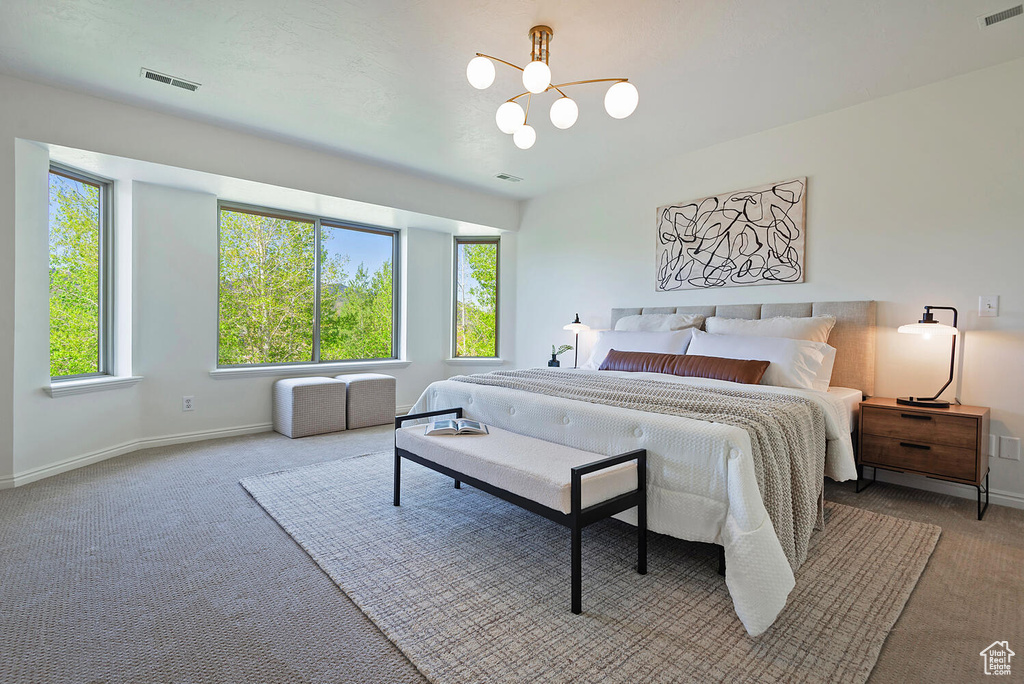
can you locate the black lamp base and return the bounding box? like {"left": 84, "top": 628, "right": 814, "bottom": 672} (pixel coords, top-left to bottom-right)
{"left": 896, "top": 396, "right": 950, "bottom": 409}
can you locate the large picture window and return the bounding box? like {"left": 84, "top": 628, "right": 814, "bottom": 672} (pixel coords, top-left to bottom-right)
{"left": 48, "top": 165, "right": 112, "bottom": 379}
{"left": 453, "top": 237, "right": 499, "bottom": 358}
{"left": 217, "top": 204, "right": 398, "bottom": 367}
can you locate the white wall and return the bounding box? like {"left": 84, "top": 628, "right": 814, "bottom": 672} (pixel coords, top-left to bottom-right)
{"left": 12, "top": 139, "right": 143, "bottom": 478}
{"left": 0, "top": 136, "right": 15, "bottom": 481}
{"left": 516, "top": 57, "right": 1024, "bottom": 505}
{"left": 129, "top": 182, "right": 464, "bottom": 440}
{"left": 0, "top": 72, "right": 519, "bottom": 485}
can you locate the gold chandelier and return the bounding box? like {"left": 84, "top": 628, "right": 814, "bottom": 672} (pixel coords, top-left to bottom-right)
{"left": 466, "top": 25, "right": 639, "bottom": 150}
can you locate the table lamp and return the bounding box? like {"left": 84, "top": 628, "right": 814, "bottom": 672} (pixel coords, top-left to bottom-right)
{"left": 563, "top": 314, "right": 590, "bottom": 369}
{"left": 896, "top": 305, "right": 958, "bottom": 408}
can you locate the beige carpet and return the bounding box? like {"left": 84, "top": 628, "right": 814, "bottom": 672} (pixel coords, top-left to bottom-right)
{"left": 0, "top": 427, "right": 425, "bottom": 684}
{"left": 241, "top": 452, "right": 941, "bottom": 684}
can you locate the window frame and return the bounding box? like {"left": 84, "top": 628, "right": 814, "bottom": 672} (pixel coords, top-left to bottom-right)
{"left": 216, "top": 201, "right": 401, "bottom": 369}
{"left": 48, "top": 163, "right": 115, "bottom": 381}
{"left": 452, "top": 236, "right": 501, "bottom": 359}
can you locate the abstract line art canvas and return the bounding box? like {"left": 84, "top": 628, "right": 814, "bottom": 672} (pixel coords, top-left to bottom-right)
{"left": 656, "top": 178, "right": 806, "bottom": 291}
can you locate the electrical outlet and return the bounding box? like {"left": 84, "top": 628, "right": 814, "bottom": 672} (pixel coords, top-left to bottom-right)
{"left": 999, "top": 435, "right": 1020, "bottom": 461}
{"left": 182, "top": 395, "right": 194, "bottom": 412}
{"left": 979, "top": 295, "right": 999, "bottom": 317}
{"left": 989, "top": 434, "right": 999, "bottom": 459}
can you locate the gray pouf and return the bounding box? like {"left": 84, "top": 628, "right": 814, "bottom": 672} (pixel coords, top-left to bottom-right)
{"left": 335, "top": 373, "right": 396, "bottom": 429}
{"left": 273, "top": 377, "right": 347, "bottom": 438}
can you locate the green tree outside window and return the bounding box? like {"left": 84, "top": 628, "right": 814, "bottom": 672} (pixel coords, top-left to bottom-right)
{"left": 218, "top": 208, "right": 396, "bottom": 365}
{"left": 455, "top": 240, "right": 498, "bottom": 357}
{"left": 49, "top": 171, "right": 103, "bottom": 377}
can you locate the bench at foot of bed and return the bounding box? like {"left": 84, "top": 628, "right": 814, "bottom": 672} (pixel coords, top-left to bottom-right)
{"left": 394, "top": 407, "right": 647, "bottom": 614}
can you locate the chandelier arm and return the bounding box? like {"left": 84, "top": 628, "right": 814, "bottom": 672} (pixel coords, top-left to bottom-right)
{"left": 507, "top": 84, "right": 568, "bottom": 102}
{"left": 476, "top": 53, "right": 524, "bottom": 73}
{"left": 550, "top": 78, "right": 629, "bottom": 89}
{"left": 505, "top": 78, "right": 628, "bottom": 102}
{"left": 524, "top": 93, "right": 532, "bottom": 122}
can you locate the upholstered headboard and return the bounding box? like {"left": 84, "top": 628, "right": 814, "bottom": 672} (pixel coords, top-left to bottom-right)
{"left": 610, "top": 301, "right": 877, "bottom": 396}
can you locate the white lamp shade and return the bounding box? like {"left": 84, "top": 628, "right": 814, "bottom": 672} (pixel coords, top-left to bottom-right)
{"left": 549, "top": 97, "right": 579, "bottom": 129}
{"left": 522, "top": 60, "right": 552, "bottom": 94}
{"left": 563, "top": 322, "right": 590, "bottom": 334}
{"left": 898, "top": 322, "right": 958, "bottom": 336}
{"left": 466, "top": 56, "right": 496, "bottom": 89}
{"left": 604, "top": 81, "right": 639, "bottom": 119}
{"left": 513, "top": 124, "right": 536, "bottom": 149}
{"left": 495, "top": 101, "right": 526, "bottom": 134}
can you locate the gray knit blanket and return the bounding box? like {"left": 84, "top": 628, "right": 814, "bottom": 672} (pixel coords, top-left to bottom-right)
{"left": 452, "top": 369, "right": 827, "bottom": 569}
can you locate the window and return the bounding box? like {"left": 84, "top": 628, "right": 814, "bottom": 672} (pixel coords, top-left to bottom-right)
{"left": 453, "top": 237, "right": 499, "bottom": 358}
{"left": 217, "top": 204, "right": 398, "bottom": 367}
{"left": 48, "top": 165, "right": 112, "bottom": 379}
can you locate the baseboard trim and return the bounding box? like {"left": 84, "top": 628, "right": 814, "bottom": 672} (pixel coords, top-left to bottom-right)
{"left": 135, "top": 423, "right": 273, "bottom": 451}
{"left": 13, "top": 415, "right": 1017, "bottom": 510}
{"left": 3, "top": 411, "right": 418, "bottom": 489}
{"left": 867, "top": 468, "right": 1024, "bottom": 510}
{"left": 5, "top": 423, "right": 273, "bottom": 489}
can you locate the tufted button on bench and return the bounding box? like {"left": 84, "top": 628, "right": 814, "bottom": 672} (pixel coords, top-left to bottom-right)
{"left": 273, "top": 377, "right": 348, "bottom": 438}
{"left": 394, "top": 407, "right": 647, "bottom": 614}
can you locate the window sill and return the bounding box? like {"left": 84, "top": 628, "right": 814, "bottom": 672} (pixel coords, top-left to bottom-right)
{"left": 46, "top": 375, "right": 143, "bottom": 398}
{"left": 444, "top": 357, "right": 505, "bottom": 366}
{"left": 209, "top": 359, "right": 411, "bottom": 380}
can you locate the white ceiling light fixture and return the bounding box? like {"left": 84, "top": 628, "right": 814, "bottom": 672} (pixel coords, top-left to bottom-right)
{"left": 549, "top": 96, "right": 579, "bottom": 129}
{"left": 495, "top": 101, "right": 526, "bottom": 134}
{"left": 467, "top": 25, "right": 638, "bottom": 149}
{"left": 604, "top": 81, "right": 640, "bottom": 119}
{"left": 513, "top": 124, "right": 537, "bottom": 150}
{"left": 466, "top": 56, "right": 496, "bottom": 89}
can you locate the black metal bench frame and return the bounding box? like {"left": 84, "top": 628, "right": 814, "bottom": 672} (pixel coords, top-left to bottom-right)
{"left": 394, "top": 407, "right": 647, "bottom": 614}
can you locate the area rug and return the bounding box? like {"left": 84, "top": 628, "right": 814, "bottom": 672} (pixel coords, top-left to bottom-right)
{"left": 240, "top": 452, "right": 940, "bottom": 684}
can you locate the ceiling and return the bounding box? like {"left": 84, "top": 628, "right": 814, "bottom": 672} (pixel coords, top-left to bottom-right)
{"left": 1, "top": 1, "right": 1022, "bottom": 201}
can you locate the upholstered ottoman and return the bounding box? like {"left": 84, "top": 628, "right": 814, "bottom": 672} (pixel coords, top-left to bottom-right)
{"left": 335, "top": 373, "right": 396, "bottom": 429}
{"left": 273, "top": 377, "right": 347, "bottom": 438}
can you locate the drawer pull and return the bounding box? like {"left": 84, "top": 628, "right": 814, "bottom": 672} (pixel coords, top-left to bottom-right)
{"left": 900, "top": 413, "right": 933, "bottom": 421}
{"left": 900, "top": 442, "right": 931, "bottom": 451}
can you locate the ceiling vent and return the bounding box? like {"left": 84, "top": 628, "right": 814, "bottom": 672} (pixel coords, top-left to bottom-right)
{"left": 978, "top": 4, "right": 1023, "bottom": 28}
{"left": 494, "top": 173, "right": 523, "bottom": 183}
{"left": 140, "top": 68, "right": 201, "bottom": 92}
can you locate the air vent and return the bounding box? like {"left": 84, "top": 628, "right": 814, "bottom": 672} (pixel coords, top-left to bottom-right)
{"left": 495, "top": 173, "right": 523, "bottom": 183}
{"left": 978, "top": 4, "right": 1023, "bottom": 28}
{"left": 140, "top": 68, "right": 201, "bottom": 92}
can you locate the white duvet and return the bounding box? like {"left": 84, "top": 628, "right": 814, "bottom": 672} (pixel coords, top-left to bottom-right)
{"left": 409, "top": 369, "right": 857, "bottom": 636}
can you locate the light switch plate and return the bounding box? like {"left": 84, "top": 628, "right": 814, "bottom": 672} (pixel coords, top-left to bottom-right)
{"left": 990, "top": 434, "right": 999, "bottom": 458}
{"left": 999, "top": 435, "right": 1020, "bottom": 461}
{"left": 979, "top": 295, "right": 999, "bottom": 317}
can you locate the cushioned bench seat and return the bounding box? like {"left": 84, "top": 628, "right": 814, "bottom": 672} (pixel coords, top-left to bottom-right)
{"left": 394, "top": 407, "right": 646, "bottom": 615}
{"left": 396, "top": 425, "right": 638, "bottom": 514}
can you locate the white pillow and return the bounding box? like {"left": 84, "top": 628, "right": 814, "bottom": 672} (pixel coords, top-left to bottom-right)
{"left": 581, "top": 330, "right": 692, "bottom": 371}
{"left": 812, "top": 344, "right": 837, "bottom": 392}
{"left": 705, "top": 315, "right": 836, "bottom": 344}
{"left": 685, "top": 329, "right": 826, "bottom": 390}
{"left": 615, "top": 313, "right": 705, "bottom": 332}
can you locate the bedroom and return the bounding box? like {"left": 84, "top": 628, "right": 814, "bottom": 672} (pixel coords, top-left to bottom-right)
{"left": 1, "top": 1, "right": 1022, "bottom": 682}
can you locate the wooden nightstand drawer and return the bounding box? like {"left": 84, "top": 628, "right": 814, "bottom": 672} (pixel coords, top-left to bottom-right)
{"left": 857, "top": 397, "right": 990, "bottom": 518}
{"left": 860, "top": 406, "right": 976, "bottom": 449}
{"left": 860, "top": 434, "right": 977, "bottom": 482}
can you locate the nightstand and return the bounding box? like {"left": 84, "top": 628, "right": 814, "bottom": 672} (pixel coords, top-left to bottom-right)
{"left": 857, "top": 397, "right": 991, "bottom": 519}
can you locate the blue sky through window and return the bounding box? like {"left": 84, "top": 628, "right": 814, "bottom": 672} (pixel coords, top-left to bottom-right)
{"left": 322, "top": 226, "right": 391, "bottom": 283}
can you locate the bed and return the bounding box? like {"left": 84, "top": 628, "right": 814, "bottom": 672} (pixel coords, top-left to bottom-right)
{"left": 409, "top": 300, "right": 876, "bottom": 635}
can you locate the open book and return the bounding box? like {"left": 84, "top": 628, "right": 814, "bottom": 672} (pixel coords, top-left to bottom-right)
{"left": 424, "top": 419, "right": 489, "bottom": 436}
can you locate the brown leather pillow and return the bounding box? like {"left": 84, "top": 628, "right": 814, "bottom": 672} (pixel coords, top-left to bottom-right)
{"left": 598, "top": 349, "right": 770, "bottom": 385}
